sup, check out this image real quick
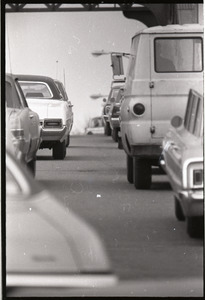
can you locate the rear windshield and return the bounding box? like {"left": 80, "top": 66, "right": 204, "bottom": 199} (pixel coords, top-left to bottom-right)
{"left": 154, "top": 37, "right": 203, "bottom": 73}
{"left": 19, "top": 81, "right": 53, "bottom": 98}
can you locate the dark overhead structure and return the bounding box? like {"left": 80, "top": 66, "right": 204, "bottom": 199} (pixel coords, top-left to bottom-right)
{"left": 5, "top": 2, "right": 202, "bottom": 27}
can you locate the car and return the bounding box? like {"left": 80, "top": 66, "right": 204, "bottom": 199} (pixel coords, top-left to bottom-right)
{"left": 85, "top": 117, "right": 104, "bottom": 135}
{"left": 108, "top": 86, "right": 124, "bottom": 142}
{"left": 6, "top": 73, "right": 41, "bottom": 176}
{"left": 54, "top": 79, "right": 74, "bottom": 146}
{"left": 17, "top": 74, "right": 72, "bottom": 159}
{"left": 120, "top": 24, "right": 203, "bottom": 189}
{"left": 102, "top": 80, "right": 125, "bottom": 136}
{"left": 160, "top": 89, "right": 203, "bottom": 238}
{"left": 5, "top": 149, "right": 117, "bottom": 296}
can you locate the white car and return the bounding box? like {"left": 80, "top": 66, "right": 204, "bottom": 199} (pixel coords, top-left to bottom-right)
{"left": 17, "top": 74, "right": 72, "bottom": 159}
{"left": 6, "top": 149, "right": 117, "bottom": 295}
{"left": 160, "top": 89, "right": 203, "bottom": 238}
{"left": 85, "top": 117, "right": 104, "bottom": 135}
{"left": 6, "top": 74, "right": 41, "bottom": 175}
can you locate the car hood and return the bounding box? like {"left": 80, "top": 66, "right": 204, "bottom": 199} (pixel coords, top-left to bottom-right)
{"left": 6, "top": 190, "right": 112, "bottom": 275}
{"left": 26, "top": 99, "right": 65, "bottom": 119}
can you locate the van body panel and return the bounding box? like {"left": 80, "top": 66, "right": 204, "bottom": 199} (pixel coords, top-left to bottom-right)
{"left": 149, "top": 32, "right": 203, "bottom": 139}
{"left": 120, "top": 25, "right": 203, "bottom": 160}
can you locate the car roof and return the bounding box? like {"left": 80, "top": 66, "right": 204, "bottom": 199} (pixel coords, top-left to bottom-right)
{"left": 133, "top": 24, "right": 204, "bottom": 37}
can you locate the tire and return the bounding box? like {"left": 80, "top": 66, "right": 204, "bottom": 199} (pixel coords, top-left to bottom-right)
{"left": 118, "top": 137, "right": 123, "bottom": 150}
{"left": 27, "top": 158, "right": 36, "bottom": 177}
{"left": 112, "top": 128, "right": 119, "bottom": 142}
{"left": 187, "top": 216, "right": 204, "bottom": 238}
{"left": 104, "top": 122, "right": 111, "bottom": 136}
{"left": 53, "top": 140, "right": 66, "bottom": 160}
{"left": 174, "top": 197, "right": 185, "bottom": 221}
{"left": 133, "top": 157, "right": 151, "bottom": 189}
{"left": 66, "top": 134, "right": 70, "bottom": 147}
{"left": 127, "top": 155, "right": 133, "bottom": 184}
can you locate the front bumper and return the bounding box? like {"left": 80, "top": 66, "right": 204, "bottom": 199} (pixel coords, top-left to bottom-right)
{"left": 179, "top": 189, "right": 203, "bottom": 217}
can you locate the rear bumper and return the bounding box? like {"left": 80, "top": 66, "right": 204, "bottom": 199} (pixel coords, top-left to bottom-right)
{"left": 179, "top": 189, "right": 203, "bottom": 217}
{"left": 41, "top": 126, "right": 67, "bottom": 142}
{"left": 130, "top": 144, "right": 162, "bottom": 159}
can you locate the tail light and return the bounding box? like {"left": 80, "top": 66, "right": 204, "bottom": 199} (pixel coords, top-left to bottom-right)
{"left": 133, "top": 103, "right": 145, "bottom": 116}
{"left": 112, "top": 106, "right": 120, "bottom": 118}
{"left": 9, "top": 114, "right": 24, "bottom": 139}
{"left": 193, "top": 169, "right": 203, "bottom": 186}
{"left": 10, "top": 129, "right": 24, "bottom": 139}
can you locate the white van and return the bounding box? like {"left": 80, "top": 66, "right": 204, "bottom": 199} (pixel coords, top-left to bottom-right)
{"left": 120, "top": 24, "right": 203, "bottom": 189}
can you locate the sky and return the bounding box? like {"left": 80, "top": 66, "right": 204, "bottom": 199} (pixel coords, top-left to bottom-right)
{"left": 6, "top": 10, "right": 146, "bottom": 134}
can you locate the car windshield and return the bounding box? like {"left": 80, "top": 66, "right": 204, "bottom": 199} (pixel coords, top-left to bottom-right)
{"left": 155, "top": 38, "right": 203, "bottom": 72}
{"left": 19, "top": 82, "right": 53, "bottom": 98}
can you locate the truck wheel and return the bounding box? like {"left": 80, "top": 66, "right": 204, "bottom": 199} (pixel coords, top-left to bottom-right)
{"left": 27, "top": 158, "right": 36, "bottom": 177}
{"left": 104, "top": 122, "right": 111, "bottom": 136}
{"left": 53, "top": 140, "right": 66, "bottom": 159}
{"left": 112, "top": 128, "right": 119, "bottom": 142}
{"left": 127, "top": 155, "right": 133, "bottom": 184}
{"left": 187, "top": 216, "right": 203, "bottom": 238}
{"left": 133, "top": 158, "right": 151, "bottom": 189}
{"left": 174, "top": 197, "right": 185, "bottom": 221}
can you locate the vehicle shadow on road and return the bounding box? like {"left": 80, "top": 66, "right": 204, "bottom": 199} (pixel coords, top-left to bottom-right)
{"left": 150, "top": 181, "right": 172, "bottom": 190}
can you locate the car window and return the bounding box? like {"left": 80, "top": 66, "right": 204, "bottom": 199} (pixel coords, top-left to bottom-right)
{"left": 55, "top": 81, "right": 68, "bottom": 100}
{"left": 155, "top": 38, "right": 203, "bottom": 72}
{"left": 19, "top": 81, "right": 53, "bottom": 99}
{"left": 116, "top": 89, "right": 124, "bottom": 103}
{"left": 6, "top": 80, "right": 22, "bottom": 109}
{"left": 110, "top": 88, "right": 120, "bottom": 101}
{"left": 184, "top": 90, "right": 203, "bottom": 136}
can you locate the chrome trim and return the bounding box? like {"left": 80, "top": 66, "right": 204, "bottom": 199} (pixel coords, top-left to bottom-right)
{"left": 7, "top": 273, "right": 118, "bottom": 288}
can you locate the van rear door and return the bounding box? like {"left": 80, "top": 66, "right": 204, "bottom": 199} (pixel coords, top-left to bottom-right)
{"left": 150, "top": 33, "right": 203, "bottom": 139}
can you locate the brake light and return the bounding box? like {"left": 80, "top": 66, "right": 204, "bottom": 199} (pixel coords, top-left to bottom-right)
{"left": 8, "top": 114, "right": 24, "bottom": 139}
{"left": 112, "top": 106, "right": 120, "bottom": 118}
{"left": 193, "top": 169, "right": 203, "bottom": 186}
{"left": 10, "top": 129, "right": 24, "bottom": 139}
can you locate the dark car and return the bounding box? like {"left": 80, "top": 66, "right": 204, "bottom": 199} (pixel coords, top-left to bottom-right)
{"left": 102, "top": 80, "right": 125, "bottom": 136}
{"left": 108, "top": 86, "right": 124, "bottom": 142}
{"left": 6, "top": 149, "right": 117, "bottom": 296}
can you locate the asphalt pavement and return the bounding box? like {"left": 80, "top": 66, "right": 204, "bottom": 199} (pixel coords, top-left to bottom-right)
{"left": 36, "top": 134, "right": 203, "bottom": 281}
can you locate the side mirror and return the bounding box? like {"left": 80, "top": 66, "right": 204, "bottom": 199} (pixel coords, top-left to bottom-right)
{"left": 171, "top": 116, "right": 183, "bottom": 128}
{"left": 103, "top": 98, "right": 107, "bottom": 103}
